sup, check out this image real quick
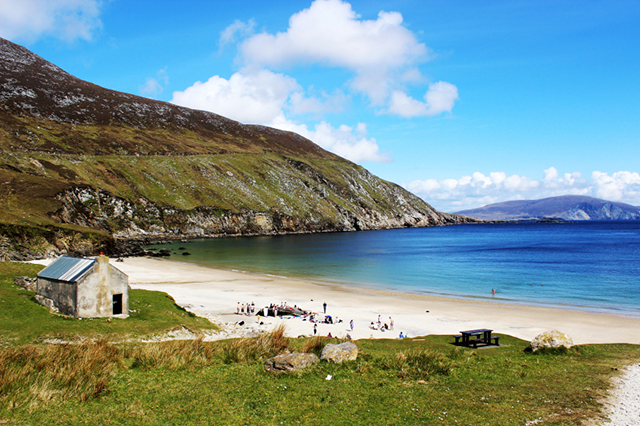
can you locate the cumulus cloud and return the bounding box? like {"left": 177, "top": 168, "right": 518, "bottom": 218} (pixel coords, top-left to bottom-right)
{"left": 387, "top": 81, "right": 459, "bottom": 117}
{"left": 171, "top": 70, "right": 388, "bottom": 163}
{"left": 139, "top": 69, "right": 168, "bottom": 99}
{"left": 237, "top": 0, "right": 456, "bottom": 114}
{"left": 0, "top": 0, "right": 103, "bottom": 43}
{"left": 273, "top": 118, "right": 391, "bottom": 163}
{"left": 172, "top": 69, "right": 300, "bottom": 124}
{"left": 172, "top": 0, "right": 456, "bottom": 162}
{"left": 405, "top": 167, "right": 640, "bottom": 212}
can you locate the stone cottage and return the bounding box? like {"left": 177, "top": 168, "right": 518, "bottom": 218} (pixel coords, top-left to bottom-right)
{"left": 36, "top": 255, "right": 129, "bottom": 318}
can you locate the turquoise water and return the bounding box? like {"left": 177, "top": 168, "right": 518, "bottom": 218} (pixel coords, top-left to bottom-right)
{"left": 150, "top": 222, "right": 640, "bottom": 316}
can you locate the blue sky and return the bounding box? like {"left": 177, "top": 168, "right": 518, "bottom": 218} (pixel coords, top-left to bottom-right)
{"left": 1, "top": 0, "right": 639, "bottom": 212}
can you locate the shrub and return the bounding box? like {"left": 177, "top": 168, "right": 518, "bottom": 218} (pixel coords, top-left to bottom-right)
{"left": 381, "top": 349, "right": 455, "bottom": 380}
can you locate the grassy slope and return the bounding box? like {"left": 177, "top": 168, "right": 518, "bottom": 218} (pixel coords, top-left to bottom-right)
{"left": 1, "top": 263, "right": 639, "bottom": 425}
{"left": 0, "top": 150, "right": 427, "bottom": 232}
{"left": 0, "top": 262, "right": 218, "bottom": 346}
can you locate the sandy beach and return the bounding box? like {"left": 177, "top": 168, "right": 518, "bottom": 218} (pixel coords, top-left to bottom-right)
{"left": 96, "top": 256, "right": 640, "bottom": 345}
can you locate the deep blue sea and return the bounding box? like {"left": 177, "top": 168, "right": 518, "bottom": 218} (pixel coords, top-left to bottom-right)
{"left": 150, "top": 222, "right": 640, "bottom": 316}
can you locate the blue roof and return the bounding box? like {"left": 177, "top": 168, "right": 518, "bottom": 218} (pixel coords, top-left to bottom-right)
{"left": 38, "top": 256, "right": 96, "bottom": 282}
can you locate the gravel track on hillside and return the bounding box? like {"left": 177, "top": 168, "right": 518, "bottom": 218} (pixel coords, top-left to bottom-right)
{"left": 603, "top": 363, "right": 640, "bottom": 425}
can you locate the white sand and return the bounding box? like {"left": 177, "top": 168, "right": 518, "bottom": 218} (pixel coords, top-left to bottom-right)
{"left": 100, "top": 256, "right": 640, "bottom": 345}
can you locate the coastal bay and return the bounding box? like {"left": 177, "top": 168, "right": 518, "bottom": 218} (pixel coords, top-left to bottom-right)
{"left": 113, "top": 256, "right": 640, "bottom": 345}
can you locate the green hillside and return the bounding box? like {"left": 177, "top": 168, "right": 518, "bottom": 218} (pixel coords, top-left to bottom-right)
{"left": 0, "top": 37, "right": 474, "bottom": 259}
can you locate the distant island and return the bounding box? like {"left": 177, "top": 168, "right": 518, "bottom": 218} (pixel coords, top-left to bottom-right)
{"left": 454, "top": 195, "right": 640, "bottom": 221}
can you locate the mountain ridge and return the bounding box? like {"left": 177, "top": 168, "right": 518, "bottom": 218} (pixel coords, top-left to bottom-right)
{"left": 455, "top": 195, "right": 640, "bottom": 221}
{"left": 0, "top": 37, "right": 475, "bottom": 260}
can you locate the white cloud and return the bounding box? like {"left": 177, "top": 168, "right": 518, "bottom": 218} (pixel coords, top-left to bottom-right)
{"left": 172, "top": 69, "right": 300, "bottom": 125}
{"left": 139, "top": 69, "right": 168, "bottom": 99}
{"left": 0, "top": 0, "right": 102, "bottom": 43}
{"left": 424, "top": 81, "right": 459, "bottom": 115}
{"left": 239, "top": 0, "right": 441, "bottom": 109}
{"left": 219, "top": 19, "right": 255, "bottom": 49}
{"left": 273, "top": 119, "right": 391, "bottom": 163}
{"left": 386, "top": 81, "right": 459, "bottom": 117}
{"left": 171, "top": 69, "right": 389, "bottom": 163}
{"left": 405, "top": 167, "right": 640, "bottom": 212}
{"left": 592, "top": 171, "right": 640, "bottom": 202}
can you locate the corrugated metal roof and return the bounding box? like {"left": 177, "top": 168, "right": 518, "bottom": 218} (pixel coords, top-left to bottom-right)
{"left": 37, "top": 256, "right": 96, "bottom": 282}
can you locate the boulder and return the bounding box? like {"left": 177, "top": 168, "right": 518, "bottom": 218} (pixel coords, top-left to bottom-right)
{"left": 530, "top": 330, "right": 573, "bottom": 352}
{"left": 320, "top": 342, "right": 358, "bottom": 363}
{"left": 264, "top": 353, "right": 319, "bottom": 373}
{"left": 14, "top": 276, "right": 37, "bottom": 292}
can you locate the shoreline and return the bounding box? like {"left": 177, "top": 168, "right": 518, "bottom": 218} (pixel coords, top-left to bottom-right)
{"left": 139, "top": 254, "right": 640, "bottom": 321}
{"left": 220, "top": 264, "right": 640, "bottom": 320}
{"left": 106, "top": 256, "right": 640, "bottom": 345}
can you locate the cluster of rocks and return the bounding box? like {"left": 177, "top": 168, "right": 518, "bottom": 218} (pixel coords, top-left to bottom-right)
{"left": 14, "top": 276, "right": 37, "bottom": 292}
{"left": 264, "top": 342, "right": 358, "bottom": 373}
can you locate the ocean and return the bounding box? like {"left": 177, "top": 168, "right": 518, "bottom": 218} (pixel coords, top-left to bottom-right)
{"left": 149, "top": 221, "right": 640, "bottom": 316}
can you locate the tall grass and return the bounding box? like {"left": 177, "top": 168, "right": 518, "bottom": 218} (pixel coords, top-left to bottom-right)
{"left": 127, "top": 337, "right": 219, "bottom": 370}
{"left": 222, "top": 324, "right": 290, "bottom": 364}
{"left": 301, "top": 335, "right": 329, "bottom": 356}
{"left": 0, "top": 340, "right": 121, "bottom": 408}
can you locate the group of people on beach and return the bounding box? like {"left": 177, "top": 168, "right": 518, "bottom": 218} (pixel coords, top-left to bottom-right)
{"left": 369, "top": 315, "right": 394, "bottom": 332}
{"left": 236, "top": 301, "right": 406, "bottom": 339}
{"left": 236, "top": 302, "right": 256, "bottom": 315}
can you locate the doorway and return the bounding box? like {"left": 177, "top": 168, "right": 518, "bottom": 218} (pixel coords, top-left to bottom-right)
{"left": 112, "top": 294, "right": 123, "bottom": 315}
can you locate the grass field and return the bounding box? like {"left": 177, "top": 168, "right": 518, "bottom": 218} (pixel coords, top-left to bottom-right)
{"left": 0, "top": 262, "right": 637, "bottom": 425}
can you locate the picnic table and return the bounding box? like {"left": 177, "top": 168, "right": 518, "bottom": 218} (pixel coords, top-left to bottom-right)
{"left": 454, "top": 328, "right": 500, "bottom": 348}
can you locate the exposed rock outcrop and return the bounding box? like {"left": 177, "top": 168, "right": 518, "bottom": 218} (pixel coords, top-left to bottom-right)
{"left": 14, "top": 276, "right": 37, "bottom": 292}
{"left": 264, "top": 353, "right": 320, "bottom": 373}
{"left": 320, "top": 342, "right": 359, "bottom": 363}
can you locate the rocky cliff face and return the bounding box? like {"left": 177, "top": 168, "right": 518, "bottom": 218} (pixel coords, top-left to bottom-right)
{"left": 49, "top": 164, "right": 470, "bottom": 241}
{"left": 0, "top": 37, "right": 475, "bottom": 259}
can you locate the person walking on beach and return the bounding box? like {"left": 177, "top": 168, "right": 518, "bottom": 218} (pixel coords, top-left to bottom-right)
{"left": 314, "top": 323, "right": 318, "bottom": 336}
{"left": 323, "top": 302, "right": 327, "bottom": 314}
{"left": 389, "top": 317, "right": 394, "bottom": 330}
{"left": 350, "top": 319, "right": 354, "bottom": 331}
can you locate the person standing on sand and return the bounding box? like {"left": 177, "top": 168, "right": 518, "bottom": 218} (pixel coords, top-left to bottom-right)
{"left": 323, "top": 302, "right": 327, "bottom": 314}
{"left": 389, "top": 317, "right": 394, "bottom": 330}
{"left": 350, "top": 319, "right": 354, "bottom": 331}
{"left": 314, "top": 323, "right": 317, "bottom": 336}
{"left": 236, "top": 302, "right": 240, "bottom": 314}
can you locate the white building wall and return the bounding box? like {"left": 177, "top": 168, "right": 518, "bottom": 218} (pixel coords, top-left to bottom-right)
{"left": 76, "top": 256, "right": 129, "bottom": 318}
